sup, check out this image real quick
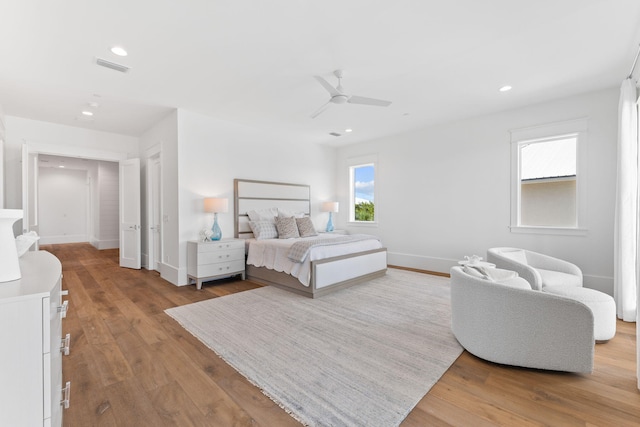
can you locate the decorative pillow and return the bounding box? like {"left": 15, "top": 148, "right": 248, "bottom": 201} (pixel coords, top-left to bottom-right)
{"left": 296, "top": 217, "right": 317, "bottom": 237}
{"left": 278, "top": 209, "right": 305, "bottom": 218}
{"left": 249, "top": 221, "right": 278, "bottom": 240}
{"left": 248, "top": 208, "right": 278, "bottom": 223}
{"left": 276, "top": 216, "right": 300, "bottom": 239}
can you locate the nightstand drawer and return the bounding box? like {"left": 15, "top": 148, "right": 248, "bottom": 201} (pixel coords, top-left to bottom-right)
{"left": 198, "top": 248, "right": 244, "bottom": 265}
{"left": 197, "top": 259, "right": 245, "bottom": 277}
{"left": 197, "top": 240, "right": 244, "bottom": 253}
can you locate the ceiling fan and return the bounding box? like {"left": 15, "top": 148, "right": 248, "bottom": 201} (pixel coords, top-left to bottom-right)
{"left": 311, "top": 70, "right": 392, "bottom": 118}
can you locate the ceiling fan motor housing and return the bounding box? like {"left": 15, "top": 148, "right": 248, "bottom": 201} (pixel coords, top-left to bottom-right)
{"left": 331, "top": 94, "right": 349, "bottom": 104}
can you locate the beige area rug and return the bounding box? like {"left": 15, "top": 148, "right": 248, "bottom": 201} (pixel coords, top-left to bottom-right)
{"left": 165, "top": 269, "right": 463, "bottom": 427}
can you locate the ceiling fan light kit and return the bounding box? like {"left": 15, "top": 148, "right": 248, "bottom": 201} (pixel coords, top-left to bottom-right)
{"left": 311, "top": 69, "right": 391, "bottom": 118}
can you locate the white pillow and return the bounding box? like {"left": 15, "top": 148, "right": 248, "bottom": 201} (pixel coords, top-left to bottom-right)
{"left": 277, "top": 209, "right": 305, "bottom": 218}
{"left": 248, "top": 208, "right": 278, "bottom": 223}
{"left": 249, "top": 221, "right": 278, "bottom": 240}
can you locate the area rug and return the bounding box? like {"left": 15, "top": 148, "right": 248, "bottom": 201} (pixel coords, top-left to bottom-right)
{"left": 165, "top": 268, "right": 462, "bottom": 427}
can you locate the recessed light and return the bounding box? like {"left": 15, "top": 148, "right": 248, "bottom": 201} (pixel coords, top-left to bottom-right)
{"left": 82, "top": 111, "right": 93, "bottom": 116}
{"left": 345, "top": 128, "right": 353, "bottom": 133}
{"left": 499, "top": 85, "right": 512, "bottom": 92}
{"left": 110, "top": 46, "right": 128, "bottom": 56}
{"left": 59, "top": 165, "right": 65, "bottom": 168}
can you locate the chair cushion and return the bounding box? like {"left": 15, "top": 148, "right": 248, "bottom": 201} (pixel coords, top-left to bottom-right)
{"left": 537, "top": 268, "right": 582, "bottom": 288}
{"left": 462, "top": 266, "right": 530, "bottom": 289}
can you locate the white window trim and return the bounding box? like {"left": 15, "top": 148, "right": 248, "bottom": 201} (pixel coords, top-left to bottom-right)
{"left": 509, "top": 118, "right": 588, "bottom": 236}
{"left": 347, "top": 154, "right": 378, "bottom": 226}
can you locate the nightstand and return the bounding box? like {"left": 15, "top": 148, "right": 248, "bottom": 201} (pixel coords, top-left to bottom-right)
{"left": 187, "top": 238, "right": 245, "bottom": 289}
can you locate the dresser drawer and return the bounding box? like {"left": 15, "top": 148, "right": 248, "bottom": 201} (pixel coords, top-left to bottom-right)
{"left": 197, "top": 259, "right": 245, "bottom": 277}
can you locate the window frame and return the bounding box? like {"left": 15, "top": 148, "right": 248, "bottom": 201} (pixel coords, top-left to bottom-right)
{"left": 347, "top": 154, "right": 378, "bottom": 226}
{"left": 509, "top": 118, "right": 588, "bottom": 236}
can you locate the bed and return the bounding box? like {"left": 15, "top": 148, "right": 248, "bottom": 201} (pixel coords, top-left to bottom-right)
{"left": 234, "top": 179, "right": 387, "bottom": 298}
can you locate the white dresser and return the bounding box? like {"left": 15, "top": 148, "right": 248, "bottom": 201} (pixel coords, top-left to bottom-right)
{"left": 0, "top": 251, "right": 69, "bottom": 427}
{"left": 187, "top": 239, "right": 246, "bottom": 289}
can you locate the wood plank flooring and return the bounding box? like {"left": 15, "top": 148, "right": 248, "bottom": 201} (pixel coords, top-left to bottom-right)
{"left": 46, "top": 243, "right": 640, "bottom": 426}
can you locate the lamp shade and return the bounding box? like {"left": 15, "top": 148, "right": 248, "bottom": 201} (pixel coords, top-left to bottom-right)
{"left": 204, "top": 197, "right": 229, "bottom": 213}
{"left": 322, "top": 202, "right": 339, "bottom": 213}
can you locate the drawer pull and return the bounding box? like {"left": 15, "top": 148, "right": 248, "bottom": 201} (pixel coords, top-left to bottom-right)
{"left": 60, "top": 333, "right": 71, "bottom": 355}
{"left": 61, "top": 381, "right": 71, "bottom": 409}
{"left": 61, "top": 290, "right": 69, "bottom": 296}
{"left": 58, "top": 300, "right": 69, "bottom": 318}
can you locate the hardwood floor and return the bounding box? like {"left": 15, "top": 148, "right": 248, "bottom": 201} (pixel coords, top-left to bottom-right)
{"left": 47, "top": 243, "right": 639, "bottom": 426}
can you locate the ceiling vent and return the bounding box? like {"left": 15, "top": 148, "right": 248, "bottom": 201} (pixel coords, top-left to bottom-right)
{"left": 329, "top": 132, "right": 341, "bottom": 137}
{"left": 95, "top": 57, "right": 130, "bottom": 73}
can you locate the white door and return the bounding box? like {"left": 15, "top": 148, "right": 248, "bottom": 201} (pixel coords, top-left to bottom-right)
{"left": 147, "top": 155, "right": 162, "bottom": 271}
{"left": 119, "top": 158, "right": 141, "bottom": 269}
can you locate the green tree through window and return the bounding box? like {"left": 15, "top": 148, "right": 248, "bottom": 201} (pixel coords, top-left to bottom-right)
{"left": 351, "top": 164, "right": 375, "bottom": 222}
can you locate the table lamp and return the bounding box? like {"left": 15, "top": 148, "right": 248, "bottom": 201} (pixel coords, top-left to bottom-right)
{"left": 321, "top": 202, "right": 339, "bottom": 232}
{"left": 204, "top": 197, "right": 228, "bottom": 241}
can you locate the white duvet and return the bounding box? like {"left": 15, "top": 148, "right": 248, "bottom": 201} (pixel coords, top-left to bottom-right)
{"left": 246, "top": 234, "right": 383, "bottom": 286}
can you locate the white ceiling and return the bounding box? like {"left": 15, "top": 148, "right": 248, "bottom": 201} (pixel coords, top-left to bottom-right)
{"left": 1, "top": 1, "right": 639, "bottom": 146}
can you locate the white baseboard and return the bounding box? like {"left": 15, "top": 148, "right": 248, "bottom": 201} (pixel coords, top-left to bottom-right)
{"left": 387, "top": 252, "right": 457, "bottom": 275}
{"left": 159, "top": 262, "right": 189, "bottom": 286}
{"left": 389, "top": 251, "right": 614, "bottom": 296}
{"left": 39, "top": 234, "right": 88, "bottom": 245}
{"left": 89, "top": 238, "right": 118, "bottom": 250}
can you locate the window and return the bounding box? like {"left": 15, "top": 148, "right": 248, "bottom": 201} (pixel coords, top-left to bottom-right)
{"left": 510, "top": 118, "right": 587, "bottom": 234}
{"left": 348, "top": 155, "right": 377, "bottom": 224}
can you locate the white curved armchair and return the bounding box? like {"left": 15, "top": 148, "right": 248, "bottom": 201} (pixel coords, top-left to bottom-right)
{"left": 450, "top": 267, "right": 594, "bottom": 373}
{"left": 486, "top": 247, "right": 582, "bottom": 291}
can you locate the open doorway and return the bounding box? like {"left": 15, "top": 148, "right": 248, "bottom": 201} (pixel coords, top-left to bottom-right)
{"left": 37, "top": 154, "right": 119, "bottom": 248}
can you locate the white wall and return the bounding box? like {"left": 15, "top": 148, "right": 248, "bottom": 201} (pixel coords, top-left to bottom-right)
{"left": 3, "top": 116, "right": 138, "bottom": 210}
{"left": 139, "top": 109, "right": 338, "bottom": 286}
{"left": 0, "top": 104, "right": 5, "bottom": 208}
{"left": 38, "top": 167, "right": 88, "bottom": 244}
{"left": 336, "top": 87, "right": 618, "bottom": 295}
{"left": 139, "top": 110, "right": 179, "bottom": 281}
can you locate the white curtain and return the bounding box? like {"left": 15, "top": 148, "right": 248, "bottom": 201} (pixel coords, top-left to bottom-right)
{"left": 614, "top": 78, "right": 638, "bottom": 323}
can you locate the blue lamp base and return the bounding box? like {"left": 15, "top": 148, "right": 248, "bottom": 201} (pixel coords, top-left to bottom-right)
{"left": 210, "top": 213, "right": 222, "bottom": 241}
{"left": 325, "top": 212, "right": 334, "bottom": 232}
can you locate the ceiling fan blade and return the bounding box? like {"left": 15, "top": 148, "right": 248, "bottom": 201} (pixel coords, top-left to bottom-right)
{"left": 310, "top": 100, "right": 332, "bottom": 119}
{"left": 348, "top": 95, "right": 392, "bottom": 107}
{"left": 314, "top": 76, "right": 340, "bottom": 96}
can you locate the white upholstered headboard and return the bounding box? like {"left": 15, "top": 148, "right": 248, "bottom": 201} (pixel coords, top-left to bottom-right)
{"left": 234, "top": 179, "right": 311, "bottom": 239}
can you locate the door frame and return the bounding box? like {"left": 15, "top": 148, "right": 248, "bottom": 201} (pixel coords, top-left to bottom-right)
{"left": 146, "top": 151, "right": 162, "bottom": 271}
{"left": 21, "top": 141, "right": 128, "bottom": 247}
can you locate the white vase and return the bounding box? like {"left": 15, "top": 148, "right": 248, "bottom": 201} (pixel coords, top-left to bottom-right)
{"left": 0, "top": 209, "right": 23, "bottom": 282}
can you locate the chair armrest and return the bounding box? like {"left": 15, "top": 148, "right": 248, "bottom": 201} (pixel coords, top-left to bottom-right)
{"left": 525, "top": 251, "right": 583, "bottom": 279}
{"left": 487, "top": 250, "right": 543, "bottom": 290}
